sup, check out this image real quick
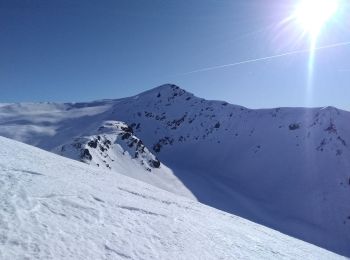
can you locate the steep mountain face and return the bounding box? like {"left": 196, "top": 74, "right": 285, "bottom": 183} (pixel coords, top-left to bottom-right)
{"left": 107, "top": 84, "right": 350, "bottom": 256}
{"left": 0, "top": 84, "right": 349, "bottom": 256}
{"left": 0, "top": 136, "right": 344, "bottom": 259}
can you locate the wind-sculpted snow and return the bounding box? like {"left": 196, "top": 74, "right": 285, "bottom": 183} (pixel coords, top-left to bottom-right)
{"left": 0, "top": 136, "right": 344, "bottom": 259}
{"left": 0, "top": 84, "right": 350, "bottom": 256}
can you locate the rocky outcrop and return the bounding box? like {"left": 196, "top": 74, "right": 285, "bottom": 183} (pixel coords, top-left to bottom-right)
{"left": 56, "top": 121, "right": 162, "bottom": 172}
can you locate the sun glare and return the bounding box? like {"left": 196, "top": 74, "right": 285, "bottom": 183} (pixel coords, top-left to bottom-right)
{"left": 294, "top": 0, "right": 339, "bottom": 39}
{"left": 291, "top": 0, "right": 340, "bottom": 108}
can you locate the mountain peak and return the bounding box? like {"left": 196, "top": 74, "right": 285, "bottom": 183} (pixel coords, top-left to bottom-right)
{"left": 151, "top": 83, "right": 183, "bottom": 91}
{"left": 136, "top": 84, "right": 192, "bottom": 98}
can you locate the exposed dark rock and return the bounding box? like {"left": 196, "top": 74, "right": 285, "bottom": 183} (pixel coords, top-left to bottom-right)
{"left": 81, "top": 149, "right": 92, "bottom": 161}
{"left": 88, "top": 139, "right": 98, "bottom": 148}
{"left": 121, "top": 125, "right": 133, "bottom": 134}
{"left": 338, "top": 136, "right": 347, "bottom": 146}
{"left": 121, "top": 132, "right": 132, "bottom": 140}
{"left": 325, "top": 123, "right": 337, "bottom": 134}
{"left": 150, "top": 159, "right": 161, "bottom": 168}
{"left": 103, "top": 139, "right": 111, "bottom": 148}
{"left": 317, "top": 139, "right": 327, "bottom": 151}
{"left": 160, "top": 137, "right": 173, "bottom": 146}
{"left": 289, "top": 123, "right": 300, "bottom": 130}
{"left": 136, "top": 140, "right": 144, "bottom": 150}
{"left": 99, "top": 145, "right": 107, "bottom": 152}
{"left": 155, "top": 115, "right": 166, "bottom": 121}
{"left": 144, "top": 111, "right": 154, "bottom": 118}
{"left": 167, "top": 114, "right": 187, "bottom": 129}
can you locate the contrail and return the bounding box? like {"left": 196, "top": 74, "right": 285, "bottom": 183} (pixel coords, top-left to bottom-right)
{"left": 182, "top": 40, "right": 350, "bottom": 75}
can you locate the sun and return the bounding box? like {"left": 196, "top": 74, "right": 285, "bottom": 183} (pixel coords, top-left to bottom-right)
{"left": 294, "top": 0, "right": 339, "bottom": 39}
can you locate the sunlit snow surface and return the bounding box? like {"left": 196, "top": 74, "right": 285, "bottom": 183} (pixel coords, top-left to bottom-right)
{"left": 0, "top": 137, "right": 344, "bottom": 259}
{"left": 0, "top": 84, "right": 349, "bottom": 256}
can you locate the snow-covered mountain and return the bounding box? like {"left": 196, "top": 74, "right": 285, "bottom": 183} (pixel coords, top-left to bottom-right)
{"left": 0, "top": 99, "right": 194, "bottom": 199}
{"left": 0, "top": 84, "right": 349, "bottom": 256}
{"left": 0, "top": 136, "right": 344, "bottom": 259}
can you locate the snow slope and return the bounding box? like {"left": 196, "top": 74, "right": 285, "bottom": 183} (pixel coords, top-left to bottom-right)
{"left": 0, "top": 101, "right": 194, "bottom": 199}
{"left": 0, "top": 84, "right": 349, "bottom": 256}
{"left": 0, "top": 136, "right": 344, "bottom": 259}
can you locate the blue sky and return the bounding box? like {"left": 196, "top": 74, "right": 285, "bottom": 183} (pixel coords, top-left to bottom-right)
{"left": 1, "top": 0, "right": 350, "bottom": 110}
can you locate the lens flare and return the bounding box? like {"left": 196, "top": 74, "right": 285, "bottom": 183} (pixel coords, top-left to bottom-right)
{"left": 292, "top": 0, "right": 340, "bottom": 106}
{"left": 294, "top": 0, "right": 339, "bottom": 40}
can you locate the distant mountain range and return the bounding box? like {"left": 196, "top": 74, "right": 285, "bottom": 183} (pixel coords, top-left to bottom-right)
{"left": 0, "top": 84, "right": 349, "bottom": 256}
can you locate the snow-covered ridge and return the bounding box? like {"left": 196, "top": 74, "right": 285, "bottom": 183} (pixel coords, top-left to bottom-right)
{"left": 0, "top": 136, "right": 344, "bottom": 259}
{"left": 0, "top": 84, "right": 349, "bottom": 256}
{"left": 56, "top": 120, "right": 161, "bottom": 172}
{"left": 53, "top": 120, "right": 194, "bottom": 198}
